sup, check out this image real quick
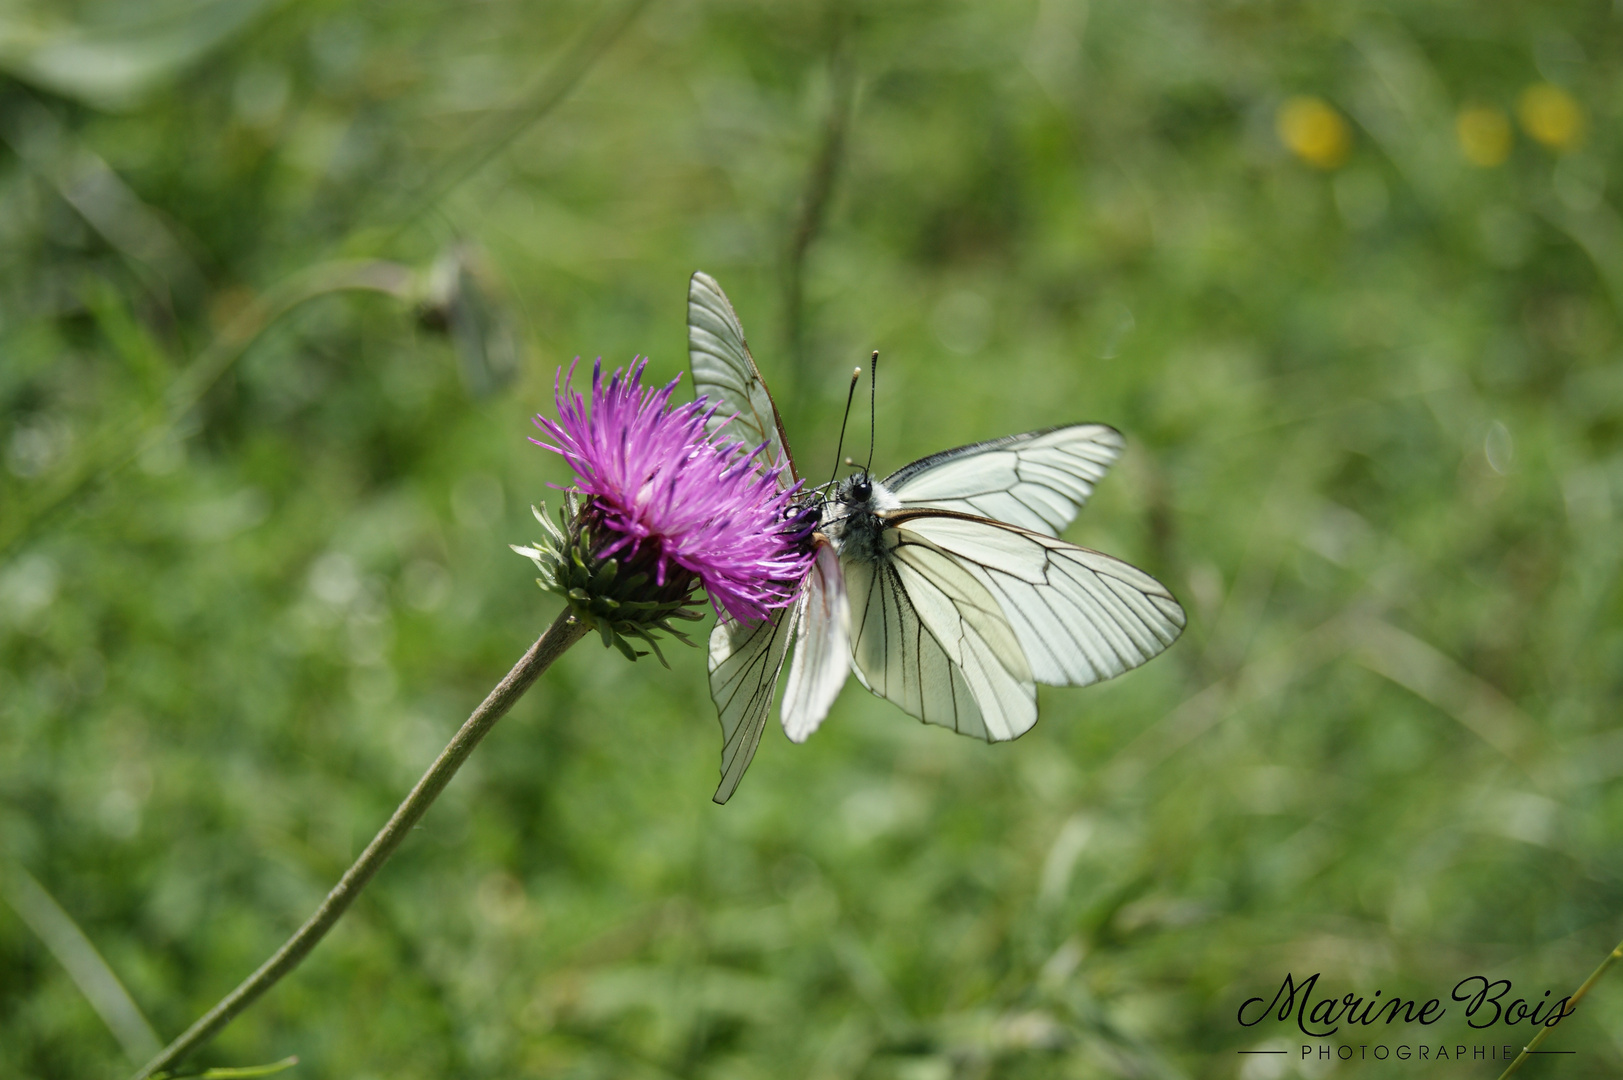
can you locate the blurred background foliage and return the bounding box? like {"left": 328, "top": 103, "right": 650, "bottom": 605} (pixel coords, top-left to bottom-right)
{"left": 3, "top": 0, "right": 1623, "bottom": 1077}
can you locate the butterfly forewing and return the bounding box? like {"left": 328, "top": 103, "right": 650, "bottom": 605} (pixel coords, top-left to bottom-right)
{"left": 687, "top": 271, "right": 796, "bottom": 480}
{"left": 884, "top": 424, "right": 1124, "bottom": 537}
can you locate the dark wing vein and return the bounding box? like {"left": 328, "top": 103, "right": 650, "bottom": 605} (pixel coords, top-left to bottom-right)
{"left": 707, "top": 606, "right": 797, "bottom": 803}
{"left": 843, "top": 529, "right": 1037, "bottom": 742}
{"left": 687, "top": 271, "right": 797, "bottom": 480}
{"left": 883, "top": 508, "right": 1185, "bottom": 689}
{"left": 883, "top": 424, "right": 1123, "bottom": 536}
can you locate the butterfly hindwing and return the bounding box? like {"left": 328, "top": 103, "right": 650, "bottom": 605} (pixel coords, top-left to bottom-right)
{"left": 707, "top": 607, "right": 797, "bottom": 804}
{"left": 884, "top": 424, "right": 1123, "bottom": 537}
{"left": 843, "top": 528, "right": 1037, "bottom": 742}
{"left": 885, "top": 510, "right": 1185, "bottom": 689}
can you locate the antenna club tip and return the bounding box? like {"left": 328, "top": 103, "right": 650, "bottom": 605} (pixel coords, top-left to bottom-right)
{"left": 870, "top": 350, "right": 879, "bottom": 360}
{"left": 851, "top": 367, "right": 862, "bottom": 380}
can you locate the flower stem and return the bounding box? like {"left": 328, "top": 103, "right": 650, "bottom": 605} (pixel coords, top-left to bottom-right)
{"left": 129, "top": 609, "right": 588, "bottom": 1080}
{"left": 1496, "top": 932, "right": 1623, "bottom": 1079}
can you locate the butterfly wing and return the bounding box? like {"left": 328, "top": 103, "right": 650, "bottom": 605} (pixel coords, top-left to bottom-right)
{"left": 707, "top": 606, "right": 799, "bottom": 803}
{"left": 843, "top": 525, "right": 1038, "bottom": 742}
{"left": 841, "top": 508, "right": 1183, "bottom": 744}
{"left": 687, "top": 271, "right": 796, "bottom": 480}
{"left": 886, "top": 510, "right": 1185, "bottom": 689}
{"left": 780, "top": 540, "right": 849, "bottom": 743}
{"left": 883, "top": 424, "right": 1123, "bottom": 537}
{"left": 707, "top": 540, "right": 846, "bottom": 796}
{"left": 690, "top": 271, "right": 816, "bottom": 801}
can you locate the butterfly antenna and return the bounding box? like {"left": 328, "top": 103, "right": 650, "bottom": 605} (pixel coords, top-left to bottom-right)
{"left": 863, "top": 350, "right": 878, "bottom": 475}
{"left": 826, "top": 366, "right": 863, "bottom": 490}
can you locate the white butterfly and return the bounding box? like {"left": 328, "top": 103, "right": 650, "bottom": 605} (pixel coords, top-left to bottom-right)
{"left": 689, "top": 271, "right": 1186, "bottom": 803}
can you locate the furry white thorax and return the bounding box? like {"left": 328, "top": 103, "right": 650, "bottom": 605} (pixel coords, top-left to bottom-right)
{"left": 821, "top": 473, "right": 900, "bottom": 563}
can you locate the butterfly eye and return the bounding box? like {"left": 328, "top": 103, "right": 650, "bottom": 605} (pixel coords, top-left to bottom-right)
{"left": 851, "top": 476, "right": 872, "bottom": 502}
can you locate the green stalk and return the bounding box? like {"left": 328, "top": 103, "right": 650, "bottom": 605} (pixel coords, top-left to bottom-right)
{"left": 1496, "top": 934, "right": 1623, "bottom": 1079}
{"left": 129, "top": 610, "right": 588, "bottom": 1080}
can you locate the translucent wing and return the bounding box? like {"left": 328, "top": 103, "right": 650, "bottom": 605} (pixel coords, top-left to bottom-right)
{"left": 887, "top": 510, "right": 1185, "bottom": 689}
{"left": 843, "top": 529, "right": 1038, "bottom": 742}
{"left": 707, "top": 608, "right": 797, "bottom": 803}
{"left": 883, "top": 424, "right": 1124, "bottom": 537}
{"left": 780, "top": 541, "right": 849, "bottom": 743}
{"left": 693, "top": 271, "right": 822, "bottom": 796}
{"left": 687, "top": 271, "right": 796, "bottom": 479}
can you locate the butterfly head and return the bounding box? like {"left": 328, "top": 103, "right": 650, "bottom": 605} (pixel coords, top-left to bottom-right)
{"left": 834, "top": 471, "right": 886, "bottom": 510}
{"left": 831, "top": 471, "right": 898, "bottom": 517}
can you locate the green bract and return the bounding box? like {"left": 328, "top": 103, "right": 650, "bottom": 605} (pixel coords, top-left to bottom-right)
{"left": 512, "top": 496, "right": 704, "bottom": 666}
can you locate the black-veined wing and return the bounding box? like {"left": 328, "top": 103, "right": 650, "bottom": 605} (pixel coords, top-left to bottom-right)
{"left": 707, "top": 606, "right": 796, "bottom": 804}
{"left": 883, "top": 424, "right": 1123, "bottom": 537}
{"left": 843, "top": 527, "right": 1038, "bottom": 743}
{"left": 687, "top": 271, "right": 796, "bottom": 479}
{"left": 885, "top": 510, "right": 1185, "bottom": 689}
{"left": 690, "top": 270, "right": 818, "bottom": 802}
{"left": 708, "top": 541, "right": 847, "bottom": 802}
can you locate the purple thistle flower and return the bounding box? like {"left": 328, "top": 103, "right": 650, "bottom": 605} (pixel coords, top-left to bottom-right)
{"left": 531, "top": 358, "right": 815, "bottom": 624}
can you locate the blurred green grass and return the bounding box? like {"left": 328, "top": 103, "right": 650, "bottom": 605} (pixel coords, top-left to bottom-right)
{"left": 4, "top": 1, "right": 1623, "bottom": 1077}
